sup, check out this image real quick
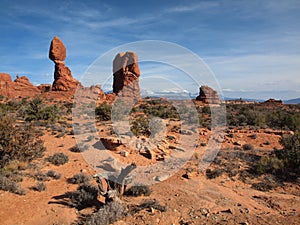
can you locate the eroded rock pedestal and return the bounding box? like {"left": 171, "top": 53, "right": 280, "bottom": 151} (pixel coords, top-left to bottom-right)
{"left": 196, "top": 85, "right": 220, "bottom": 104}
{"left": 113, "top": 52, "right": 140, "bottom": 98}
{"left": 49, "top": 36, "right": 80, "bottom": 91}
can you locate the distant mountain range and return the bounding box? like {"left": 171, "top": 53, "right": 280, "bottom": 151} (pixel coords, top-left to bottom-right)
{"left": 283, "top": 98, "right": 300, "bottom": 104}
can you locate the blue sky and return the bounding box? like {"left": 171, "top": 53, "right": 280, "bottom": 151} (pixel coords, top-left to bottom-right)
{"left": 0, "top": 0, "right": 299, "bottom": 100}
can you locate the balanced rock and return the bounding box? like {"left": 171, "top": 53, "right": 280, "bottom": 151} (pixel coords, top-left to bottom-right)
{"left": 113, "top": 52, "right": 140, "bottom": 98}
{"left": 196, "top": 85, "right": 220, "bottom": 104}
{"left": 49, "top": 36, "right": 80, "bottom": 91}
{"left": 49, "top": 36, "right": 66, "bottom": 62}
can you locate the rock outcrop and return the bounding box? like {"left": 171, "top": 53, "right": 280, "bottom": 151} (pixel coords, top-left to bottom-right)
{"left": 113, "top": 52, "right": 140, "bottom": 98}
{"left": 49, "top": 36, "right": 66, "bottom": 62}
{"left": 13, "top": 76, "right": 40, "bottom": 97}
{"left": 264, "top": 98, "right": 283, "bottom": 104}
{"left": 49, "top": 36, "right": 80, "bottom": 91}
{"left": 0, "top": 73, "right": 40, "bottom": 98}
{"left": 0, "top": 73, "right": 13, "bottom": 97}
{"left": 196, "top": 85, "right": 220, "bottom": 104}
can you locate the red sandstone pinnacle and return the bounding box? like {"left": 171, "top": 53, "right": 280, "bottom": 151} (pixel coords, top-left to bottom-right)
{"left": 49, "top": 37, "right": 80, "bottom": 91}
{"left": 196, "top": 85, "right": 220, "bottom": 104}
{"left": 112, "top": 51, "right": 140, "bottom": 98}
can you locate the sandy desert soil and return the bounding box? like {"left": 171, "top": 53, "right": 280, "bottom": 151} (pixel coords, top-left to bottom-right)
{"left": 0, "top": 116, "right": 299, "bottom": 225}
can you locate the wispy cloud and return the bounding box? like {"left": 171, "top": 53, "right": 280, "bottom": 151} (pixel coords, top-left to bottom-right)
{"left": 166, "top": 1, "right": 219, "bottom": 13}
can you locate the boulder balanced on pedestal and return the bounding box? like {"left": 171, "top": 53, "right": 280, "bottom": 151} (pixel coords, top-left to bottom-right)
{"left": 49, "top": 36, "right": 80, "bottom": 91}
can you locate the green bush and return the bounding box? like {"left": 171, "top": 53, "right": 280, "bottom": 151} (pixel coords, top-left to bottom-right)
{"left": 253, "top": 132, "right": 299, "bottom": 180}
{"left": 95, "top": 103, "right": 112, "bottom": 121}
{"left": 0, "top": 116, "right": 45, "bottom": 167}
{"left": 19, "top": 97, "right": 60, "bottom": 123}
{"left": 130, "top": 116, "right": 150, "bottom": 137}
{"left": 276, "top": 133, "right": 300, "bottom": 177}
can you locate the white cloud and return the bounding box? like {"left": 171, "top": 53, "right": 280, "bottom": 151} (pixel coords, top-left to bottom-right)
{"left": 205, "top": 53, "right": 300, "bottom": 98}
{"left": 166, "top": 1, "right": 219, "bottom": 13}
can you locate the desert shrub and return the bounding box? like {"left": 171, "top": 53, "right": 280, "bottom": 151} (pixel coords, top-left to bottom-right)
{"left": 251, "top": 182, "right": 273, "bottom": 192}
{"left": 276, "top": 133, "right": 300, "bottom": 177}
{"left": 130, "top": 199, "right": 167, "bottom": 214}
{"left": 125, "top": 184, "right": 151, "bottom": 197}
{"left": 134, "top": 100, "right": 179, "bottom": 120}
{"left": 0, "top": 175, "right": 25, "bottom": 195}
{"left": 34, "top": 172, "right": 48, "bottom": 181}
{"left": 32, "top": 182, "right": 46, "bottom": 192}
{"left": 68, "top": 173, "right": 91, "bottom": 184}
{"left": 70, "top": 143, "right": 89, "bottom": 152}
{"left": 253, "top": 133, "right": 299, "bottom": 180}
{"left": 79, "top": 201, "right": 126, "bottom": 225}
{"left": 130, "top": 116, "right": 150, "bottom": 137}
{"left": 69, "top": 184, "right": 99, "bottom": 210}
{"left": 47, "top": 153, "right": 69, "bottom": 166}
{"left": 19, "top": 97, "right": 60, "bottom": 123}
{"left": 206, "top": 168, "right": 223, "bottom": 179}
{"left": 46, "top": 170, "right": 61, "bottom": 180}
{"left": 243, "top": 143, "right": 254, "bottom": 150}
{"left": 95, "top": 103, "right": 112, "bottom": 121}
{"left": 0, "top": 116, "right": 45, "bottom": 167}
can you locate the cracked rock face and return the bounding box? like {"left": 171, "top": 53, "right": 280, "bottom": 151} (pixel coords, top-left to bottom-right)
{"left": 112, "top": 51, "right": 140, "bottom": 98}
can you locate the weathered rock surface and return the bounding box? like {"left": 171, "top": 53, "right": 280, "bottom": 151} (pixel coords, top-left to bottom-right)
{"left": 196, "top": 85, "right": 220, "bottom": 104}
{"left": 0, "top": 73, "right": 40, "bottom": 98}
{"left": 13, "top": 76, "right": 40, "bottom": 96}
{"left": 49, "top": 36, "right": 66, "bottom": 62}
{"left": 0, "top": 73, "right": 13, "bottom": 97}
{"left": 113, "top": 52, "right": 140, "bottom": 98}
{"left": 37, "top": 84, "right": 51, "bottom": 92}
{"left": 49, "top": 36, "right": 80, "bottom": 91}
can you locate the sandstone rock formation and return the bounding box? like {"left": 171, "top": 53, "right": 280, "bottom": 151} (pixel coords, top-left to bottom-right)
{"left": 49, "top": 36, "right": 80, "bottom": 91}
{"left": 264, "top": 98, "right": 283, "bottom": 104}
{"left": 13, "top": 76, "right": 40, "bottom": 96}
{"left": 49, "top": 36, "right": 66, "bottom": 62}
{"left": 196, "top": 85, "right": 220, "bottom": 104}
{"left": 0, "top": 73, "right": 13, "bottom": 97}
{"left": 113, "top": 52, "right": 140, "bottom": 98}
{"left": 0, "top": 73, "right": 40, "bottom": 98}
